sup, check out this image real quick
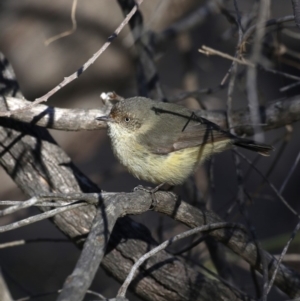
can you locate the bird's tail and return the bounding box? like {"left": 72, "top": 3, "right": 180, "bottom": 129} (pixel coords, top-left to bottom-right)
{"left": 233, "top": 138, "right": 273, "bottom": 156}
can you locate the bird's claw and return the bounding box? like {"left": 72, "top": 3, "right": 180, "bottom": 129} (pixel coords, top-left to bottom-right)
{"left": 133, "top": 183, "right": 165, "bottom": 208}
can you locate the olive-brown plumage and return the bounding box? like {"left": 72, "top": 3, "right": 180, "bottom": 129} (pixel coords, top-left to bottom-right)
{"left": 97, "top": 97, "right": 273, "bottom": 185}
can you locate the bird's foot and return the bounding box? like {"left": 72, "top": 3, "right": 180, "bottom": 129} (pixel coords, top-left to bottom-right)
{"left": 133, "top": 183, "right": 165, "bottom": 208}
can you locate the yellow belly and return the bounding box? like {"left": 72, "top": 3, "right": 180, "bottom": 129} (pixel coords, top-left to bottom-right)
{"left": 110, "top": 131, "right": 230, "bottom": 185}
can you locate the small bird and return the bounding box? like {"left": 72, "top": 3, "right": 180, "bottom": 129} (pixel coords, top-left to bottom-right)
{"left": 96, "top": 97, "right": 273, "bottom": 186}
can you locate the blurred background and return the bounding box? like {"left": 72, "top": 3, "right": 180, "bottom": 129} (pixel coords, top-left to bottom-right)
{"left": 0, "top": 0, "right": 299, "bottom": 300}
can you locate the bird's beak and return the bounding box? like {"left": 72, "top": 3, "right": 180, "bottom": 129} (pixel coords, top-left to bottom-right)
{"left": 96, "top": 115, "right": 114, "bottom": 123}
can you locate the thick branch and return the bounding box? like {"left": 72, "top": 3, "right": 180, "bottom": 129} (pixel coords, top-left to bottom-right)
{"left": 2, "top": 95, "right": 300, "bottom": 136}
{"left": 57, "top": 193, "right": 151, "bottom": 301}
{"left": 0, "top": 96, "right": 107, "bottom": 130}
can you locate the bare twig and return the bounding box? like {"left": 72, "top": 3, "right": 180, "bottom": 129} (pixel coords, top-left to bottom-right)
{"left": 282, "top": 28, "right": 300, "bottom": 39}
{"left": 226, "top": 31, "right": 243, "bottom": 135}
{"left": 275, "top": 254, "right": 300, "bottom": 262}
{"left": 266, "top": 220, "right": 300, "bottom": 295}
{"left": 0, "top": 238, "right": 69, "bottom": 249}
{"left": 280, "top": 81, "right": 300, "bottom": 92}
{"left": 235, "top": 150, "right": 300, "bottom": 218}
{"left": 0, "top": 196, "right": 39, "bottom": 216}
{"left": 0, "top": 203, "right": 87, "bottom": 233}
{"left": 226, "top": 22, "right": 268, "bottom": 297}
{"left": 199, "top": 45, "right": 300, "bottom": 82}
{"left": 227, "top": 58, "right": 260, "bottom": 292}
{"left": 279, "top": 149, "right": 300, "bottom": 194}
{"left": 244, "top": 129, "right": 292, "bottom": 185}
{"left": 0, "top": 0, "right": 144, "bottom": 117}
{"left": 241, "top": 15, "right": 294, "bottom": 46}
{"left": 199, "top": 45, "right": 254, "bottom": 67}
{"left": 246, "top": 0, "right": 270, "bottom": 143}
{"left": 44, "top": 0, "right": 78, "bottom": 45}
{"left": 0, "top": 192, "right": 101, "bottom": 216}
{"left": 0, "top": 201, "right": 75, "bottom": 207}
{"left": 232, "top": 0, "right": 243, "bottom": 32}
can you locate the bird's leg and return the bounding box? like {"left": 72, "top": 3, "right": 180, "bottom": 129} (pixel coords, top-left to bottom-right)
{"left": 133, "top": 183, "right": 166, "bottom": 207}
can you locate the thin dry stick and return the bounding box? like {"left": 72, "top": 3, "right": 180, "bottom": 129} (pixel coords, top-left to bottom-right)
{"left": 266, "top": 220, "right": 300, "bottom": 295}
{"left": 0, "top": 240, "right": 26, "bottom": 249}
{"left": 0, "top": 197, "right": 39, "bottom": 217}
{"left": 241, "top": 15, "right": 294, "bottom": 46}
{"left": 45, "top": 0, "right": 78, "bottom": 46}
{"left": 274, "top": 254, "right": 300, "bottom": 262}
{"left": 0, "top": 193, "right": 106, "bottom": 207}
{"left": 199, "top": 45, "right": 254, "bottom": 67}
{"left": 282, "top": 28, "right": 300, "bottom": 39}
{"left": 246, "top": 0, "right": 270, "bottom": 143}
{"left": 117, "top": 222, "right": 245, "bottom": 298}
{"left": 0, "top": 0, "right": 144, "bottom": 117}
{"left": 199, "top": 45, "right": 300, "bottom": 82}
{"left": 233, "top": 0, "right": 243, "bottom": 32}
{"left": 225, "top": 23, "right": 268, "bottom": 298}
{"left": 0, "top": 201, "right": 75, "bottom": 207}
{"left": 226, "top": 27, "right": 243, "bottom": 134}
{"left": 0, "top": 192, "right": 102, "bottom": 216}
{"left": 279, "top": 149, "right": 300, "bottom": 194}
{"left": 235, "top": 150, "right": 300, "bottom": 219}
{"left": 280, "top": 81, "right": 300, "bottom": 92}
{"left": 0, "top": 238, "right": 68, "bottom": 249}
{"left": 0, "top": 202, "right": 87, "bottom": 233}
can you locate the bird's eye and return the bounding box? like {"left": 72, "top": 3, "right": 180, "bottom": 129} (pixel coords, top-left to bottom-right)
{"left": 125, "top": 117, "right": 130, "bottom": 122}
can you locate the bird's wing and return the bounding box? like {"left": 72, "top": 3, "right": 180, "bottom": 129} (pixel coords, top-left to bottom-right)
{"left": 173, "top": 119, "right": 231, "bottom": 151}
{"left": 142, "top": 113, "right": 232, "bottom": 155}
